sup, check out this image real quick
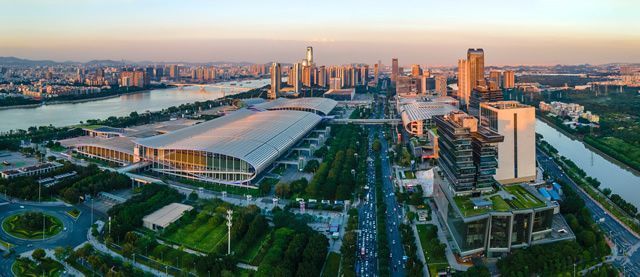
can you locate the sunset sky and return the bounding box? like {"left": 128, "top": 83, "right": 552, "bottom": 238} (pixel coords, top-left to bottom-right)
{"left": 1, "top": 0, "right": 638, "bottom": 65}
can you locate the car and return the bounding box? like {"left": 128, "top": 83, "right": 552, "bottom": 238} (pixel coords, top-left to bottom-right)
{"left": 63, "top": 227, "right": 67, "bottom": 231}
{"left": 19, "top": 205, "right": 24, "bottom": 209}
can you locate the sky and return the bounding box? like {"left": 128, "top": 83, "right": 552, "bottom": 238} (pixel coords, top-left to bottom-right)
{"left": 0, "top": 0, "right": 639, "bottom": 66}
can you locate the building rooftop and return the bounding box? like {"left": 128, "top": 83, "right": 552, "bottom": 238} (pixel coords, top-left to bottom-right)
{"left": 481, "top": 101, "right": 532, "bottom": 110}
{"left": 253, "top": 97, "right": 337, "bottom": 116}
{"left": 135, "top": 108, "right": 322, "bottom": 174}
{"left": 143, "top": 203, "right": 193, "bottom": 228}
{"left": 453, "top": 184, "right": 549, "bottom": 217}
{"left": 399, "top": 102, "right": 457, "bottom": 124}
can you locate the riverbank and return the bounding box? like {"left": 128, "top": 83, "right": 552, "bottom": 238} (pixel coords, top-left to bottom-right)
{"left": 536, "top": 114, "right": 640, "bottom": 176}
{"left": 0, "top": 88, "right": 169, "bottom": 111}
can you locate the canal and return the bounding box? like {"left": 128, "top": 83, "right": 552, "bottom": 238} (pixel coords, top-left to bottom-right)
{"left": 0, "top": 79, "right": 269, "bottom": 132}
{"left": 536, "top": 119, "right": 640, "bottom": 208}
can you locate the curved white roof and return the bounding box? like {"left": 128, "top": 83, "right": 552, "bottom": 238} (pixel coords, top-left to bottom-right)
{"left": 400, "top": 102, "right": 457, "bottom": 126}
{"left": 136, "top": 109, "right": 322, "bottom": 174}
{"left": 253, "top": 97, "right": 337, "bottom": 116}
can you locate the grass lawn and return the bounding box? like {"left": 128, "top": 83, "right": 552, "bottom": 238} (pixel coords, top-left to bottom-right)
{"left": 503, "top": 185, "right": 545, "bottom": 209}
{"left": 238, "top": 232, "right": 269, "bottom": 265}
{"left": 416, "top": 224, "right": 449, "bottom": 276}
{"left": 12, "top": 258, "right": 63, "bottom": 277}
{"left": 66, "top": 209, "right": 81, "bottom": 219}
{"left": 453, "top": 197, "right": 490, "bottom": 217}
{"left": 180, "top": 178, "right": 260, "bottom": 197}
{"left": 403, "top": 170, "right": 416, "bottom": 179}
{"left": 3, "top": 213, "right": 63, "bottom": 240}
{"left": 322, "top": 252, "right": 341, "bottom": 277}
{"left": 49, "top": 145, "right": 66, "bottom": 152}
{"left": 164, "top": 221, "right": 227, "bottom": 253}
{"left": 489, "top": 195, "right": 510, "bottom": 211}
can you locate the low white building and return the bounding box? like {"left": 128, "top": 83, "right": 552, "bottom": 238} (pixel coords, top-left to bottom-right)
{"left": 142, "top": 203, "right": 193, "bottom": 231}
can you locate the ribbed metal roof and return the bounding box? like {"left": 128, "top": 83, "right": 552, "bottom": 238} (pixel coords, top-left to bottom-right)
{"left": 253, "top": 97, "right": 337, "bottom": 116}
{"left": 135, "top": 109, "right": 322, "bottom": 173}
{"left": 400, "top": 102, "right": 457, "bottom": 125}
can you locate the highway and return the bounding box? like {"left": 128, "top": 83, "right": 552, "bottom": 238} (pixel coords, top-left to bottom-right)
{"left": 537, "top": 149, "right": 640, "bottom": 275}
{"left": 355, "top": 127, "right": 379, "bottom": 276}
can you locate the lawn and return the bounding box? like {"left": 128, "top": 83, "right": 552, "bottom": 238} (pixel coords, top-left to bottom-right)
{"left": 503, "top": 185, "right": 545, "bottom": 209}
{"left": 238, "top": 232, "right": 270, "bottom": 265}
{"left": 66, "top": 209, "right": 81, "bottom": 219}
{"left": 453, "top": 196, "right": 491, "bottom": 217}
{"left": 162, "top": 213, "right": 228, "bottom": 253}
{"left": 271, "top": 164, "right": 287, "bottom": 175}
{"left": 12, "top": 257, "right": 64, "bottom": 277}
{"left": 322, "top": 252, "right": 341, "bottom": 277}
{"left": 180, "top": 178, "right": 260, "bottom": 196}
{"left": 416, "top": 224, "right": 449, "bottom": 276}
{"left": 489, "top": 195, "right": 510, "bottom": 211}
{"left": 2, "top": 212, "right": 63, "bottom": 240}
{"left": 403, "top": 170, "right": 416, "bottom": 179}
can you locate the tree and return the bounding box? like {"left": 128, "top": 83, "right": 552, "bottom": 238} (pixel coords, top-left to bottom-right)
{"left": 372, "top": 139, "right": 382, "bottom": 152}
{"left": 189, "top": 191, "right": 199, "bottom": 201}
{"left": 303, "top": 160, "right": 320, "bottom": 173}
{"left": 602, "top": 188, "right": 612, "bottom": 197}
{"left": 32, "top": 248, "right": 46, "bottom": 261}
{"left": 275, "top": 183, "right": 291, "bottom": 198}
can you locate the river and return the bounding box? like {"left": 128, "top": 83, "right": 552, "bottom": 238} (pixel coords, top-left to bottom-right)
{"left": 0, "top": 79, "right": 270, "bottom": 132}
{"left": 536, "top": 119, "right": 640, "bottom": 208}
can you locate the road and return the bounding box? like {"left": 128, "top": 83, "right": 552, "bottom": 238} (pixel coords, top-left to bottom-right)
{"left": 0, "top": 197, "right": 94, "bottom": 277}
{"left": 355, "top": 127, "right": 379, "bottom": 276}
{"left": 537, "top": 149, "right": 640, "bottom": 275}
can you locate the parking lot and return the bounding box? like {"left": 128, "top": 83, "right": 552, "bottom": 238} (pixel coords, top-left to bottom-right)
{"left": 0, "top": 151, "right": 38, "bottom": 171}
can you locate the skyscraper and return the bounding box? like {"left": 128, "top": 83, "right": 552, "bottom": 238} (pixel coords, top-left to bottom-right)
{"left": 292, "top": 62, "right": 302, "bottom": 93}
{"left": 306, "top": 46, "right": 313, "bottom": 65}
{"left": 435, "top": 75, "right": 448, "bottom": 97}
{"left": 479, "top": 101, "right": 536, "bottom": 184}
{"left": 169, "top": 65, "right": 179, "bottom": 80}
{"left": 318, "top": 66, "right": 327, "bottom": 87}
{"left": 457, "top": 59, "right": 471, "bottom": 109}
{"left": 467, "top": 48, "right": 485, "bottom": 88}
{"left": 489, "top": 70, "right": 502, "bottom": 88}
{"left": 391, "top": 58, "right": 399, "bottom": 85}
{"left": 503, "top": 70, "right": 515, "bottom": 89}
{"left": 434, "top": 110, "right": 503, "bottom": 192}
{"left": 269, "top": 62, "right": 281, "bottom": 100}
{"left": 411, "top": 64, "right": 422, "bottom": 77}
{"left": 373, "top": 62, "right": 380, "bottom": 85}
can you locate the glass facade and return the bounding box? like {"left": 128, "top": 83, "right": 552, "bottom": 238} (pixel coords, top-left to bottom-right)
{"left": 489, "top": 215, "right": 511, "bottom": 249}
{"left": 446, "top": 202, "right": 488, "bottom": 253}
{"left": 138, "top": 146, "right": 254, "bottom": 184}
{"left": 532, "top": 209, "right": 554, "bottom": 233}
{"left": 511, "top": 212, "right": 532, "bottom": 246}
{"left": 77, "top": 145, "right": 133, "bottom": 165}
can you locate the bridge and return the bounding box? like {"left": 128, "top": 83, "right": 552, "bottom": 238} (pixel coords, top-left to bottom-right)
{"left": 167, "top": 83, "right": 255, "bottom": 93}
{"left": 329, "top": 118, "right": 401, "bottom": 125}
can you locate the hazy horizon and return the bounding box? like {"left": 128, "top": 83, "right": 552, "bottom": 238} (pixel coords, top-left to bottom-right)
{"left": 2, "top": 0, "right": 639, "bottom": 66}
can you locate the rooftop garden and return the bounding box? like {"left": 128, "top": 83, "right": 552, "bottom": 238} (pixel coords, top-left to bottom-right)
{"left": 453, "top": 185, "right": 547, "bottom": 217}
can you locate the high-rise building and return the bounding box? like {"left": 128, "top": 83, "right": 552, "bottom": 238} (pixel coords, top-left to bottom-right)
{"left": 480, "top": 101, "right": 536, "bottom": 184}
{"left": 391, "top": 58, "right": 399, "bottom": 85}
{"left": 120, "top": 70, "right": 147, "bottom": 88}
{"left": 467, "top": 48, "right": 485, "bottom": 88}
{"left": 373, "top": 62, "right": 380, "bottom": 85}
{"left": 435, "top": 75, "right": 448, "bottom": 96}
{"left": 457, "top": 59, "right": 471, "bottom": 109}
{"left": 468, "top": 84, "right": 504, "bottom": 117}
{"left": 306, "top": 46, "right": 313, "bottom": 65}
{"left": 411, "top": 64, "right": 422, "bottom": 77}
{"left": 489, "top": 70, "right": 502, "bottom": 88}
{"left": 503, "top": 70, "right": 515, "bottom": 89}
{"left": 169, "top": 65, "right": 179, "bottom": 80}
{"left": 318, "top": 66, "right": 327, "bottom": 87}
{"left": 329, "top": 77, "right": 341, "bottom": 90}
{"left": 434, "top": 111, "right": 503, "bottom": 192}
{"left": 268, "top": 62, "right": 281, "bottom": 100}
{"left": 292, "top": 63, "right": 302, "bottom": 93}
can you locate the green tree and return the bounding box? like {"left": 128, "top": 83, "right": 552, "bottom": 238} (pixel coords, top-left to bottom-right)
{"left": 32, "top": 248, "right": 46, "bottom": 261}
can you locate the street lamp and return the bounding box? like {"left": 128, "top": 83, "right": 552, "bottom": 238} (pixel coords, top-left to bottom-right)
{"left": 226, "top": 210, "right": 233, "bottom": 255}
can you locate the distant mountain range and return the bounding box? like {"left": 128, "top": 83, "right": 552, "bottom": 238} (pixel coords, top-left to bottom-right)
{"left": 0, "top": 56, "right": 264, "bottom": 67}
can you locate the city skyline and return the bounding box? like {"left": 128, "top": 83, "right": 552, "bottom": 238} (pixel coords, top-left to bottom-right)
{"left": 1, "top": 0, "right": 639, "bottom": 65}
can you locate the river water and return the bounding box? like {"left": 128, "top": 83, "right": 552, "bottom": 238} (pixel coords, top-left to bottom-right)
{"left": 0, "top": 79, "right": 269, "bottom": 132}
{"left": 536, "top": 119, "right": 640, "bottom": 208}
